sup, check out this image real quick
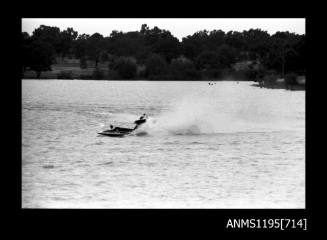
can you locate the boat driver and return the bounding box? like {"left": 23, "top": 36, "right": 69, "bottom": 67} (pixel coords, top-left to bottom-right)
{"left": 140, "top": 113, "right": 147, "bottom": 120}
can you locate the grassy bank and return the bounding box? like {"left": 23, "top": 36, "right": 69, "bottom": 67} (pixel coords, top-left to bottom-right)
{"left": 22, "top": 59, "right": 305, "bottom": 90}
{"left": 23, "top": 56, "right": 263, "bottom": 81}
{"left": 23, "top": 65, "right": 259, "bottom": 81}
{"left": 23, "top": 60, "right": 110, "bottom": 79}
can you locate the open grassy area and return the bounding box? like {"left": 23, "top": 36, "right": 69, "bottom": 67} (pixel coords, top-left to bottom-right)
{"left": 23, "top": 59, "right": 110, "bottom": 79}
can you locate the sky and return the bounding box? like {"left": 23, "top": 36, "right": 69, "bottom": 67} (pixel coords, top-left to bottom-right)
{"left": 22, "top": 18, "right": 305, "bottom": 40}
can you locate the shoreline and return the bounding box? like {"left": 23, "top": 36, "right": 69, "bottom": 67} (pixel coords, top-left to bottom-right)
{"left": 22, "top": 79, "right": 305, "bottom": 90}
{"left": 21, "top": 78, "right": 251, "bottom": 82}
{"left": 251, "top": 83, "right": 305, "bottom": 91}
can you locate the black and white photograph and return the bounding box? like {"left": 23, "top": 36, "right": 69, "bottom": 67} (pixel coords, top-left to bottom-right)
{"left": 21, "top": 18, "right": 305, "bottom": 209}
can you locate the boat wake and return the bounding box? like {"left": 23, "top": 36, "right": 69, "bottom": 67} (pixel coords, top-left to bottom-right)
{"left": 99, "top": 93, "right": 303, "bottom": 137}
{"left": 137, "top": 94, "right": 301, "bottom": 136}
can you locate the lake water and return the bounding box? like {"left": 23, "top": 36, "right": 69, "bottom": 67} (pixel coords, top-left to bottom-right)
{"left": 22, "top": 80, "right": 305, "bottom": 208}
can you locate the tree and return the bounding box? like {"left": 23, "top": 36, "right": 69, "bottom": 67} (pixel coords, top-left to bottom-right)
{"left": 85, "top": 33, "right": 106, "bottom": 67}
{"left": 267, "top": 32, "right": 299, "bottom": 77}
{"left": 225, "top": 31, "right": 244, "bottom": 50}
{"left": 143, "top": 26, "right": 164, "bottom": 45}
{"left": 92, "top": 67, "right": 105, "bottom": 80}
{"left": 282, "top": 34, "right": 305, "bottom": 75}
{"left": 22, "top": 32, "right": 31, "bottom": 73}
{"left": 80, "top": 57, "right": 88, "bottom": 69}
{"left": 32, "top": 25, "right": 61, "bottom": 55}
{"left": 181, "top": 30, "right": 209, "bottom": 61}
{"left": 195, "top": 50, "right": 220, "bottom": 70}
{"left": 140, "top": 24, "right": 150, "bottom": 35}
{"left": 73, "top": 34, "right": 89, "bottom": 59}
{"left": 144, "top": 54, "right": 168, "bottom": 79}
{"left": 207, "top": 30, "right": 225, "bottom": 50}
{"left": 106, "top": 31, "right": 146, "bottom": 58}
{"left": 137, "top": 25, "right": 181, "bottom": 63}
{"left": 59, "top": 27, "right": 78, "bottom": 59}
{"left": 27, "top": 40, "right": 56, "bottom": 78}
{"left": 169, "top": 57, "right": 200, "bottom": 80}
{"left": 22, "top": 23, "right": 305, "bottom": 81}
{"left": 151, "top": 31, "right": 180, "bottom": 63}
{"left": 216, "top": 44, "right": 237, "bottom": 68}
{"left": 110, "top": 57, "right": 137, "bottom": 79}
{"left": 242, "top": 29, "right": 270, "bottom": 60}
{"left": 284, "top": 72, "right": 298, "bottom": 86}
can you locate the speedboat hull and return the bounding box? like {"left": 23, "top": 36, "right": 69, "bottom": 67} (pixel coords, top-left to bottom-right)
{"left": 98, "top": 132, "right": 126, "bottom": 137}
{"left": 98, "top": 129, "right": 132, "bottom": 137}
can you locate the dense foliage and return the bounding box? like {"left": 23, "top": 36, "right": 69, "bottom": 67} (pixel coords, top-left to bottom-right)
{"left": 22, "top": 24, "right": 305, "bottom": 80}
{"left": 109, "top": 57, "right": 138, "bottom": 79}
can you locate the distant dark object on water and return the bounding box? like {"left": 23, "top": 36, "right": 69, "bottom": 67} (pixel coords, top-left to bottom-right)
{"left": 43, "top": 165, "right": 55, "bottom": 169}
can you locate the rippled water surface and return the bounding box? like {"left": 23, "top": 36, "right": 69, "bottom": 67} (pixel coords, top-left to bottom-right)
{"left": 22, "top": 80, "right": 305, "bottom": 208}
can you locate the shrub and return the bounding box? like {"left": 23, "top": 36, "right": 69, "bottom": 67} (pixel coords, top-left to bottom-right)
{"left": 110, "top": 57, "right": 137, "bottom": 79}
{"left": 284, "top": 73, "right": 298, "bottom": 85}
{"left": 137, "top": 68, "right": 147, "bottom": 79}
{"left": 92, "top": 68, "right": 104, "bottom": 80}
{"left": 263, "top": 70, "right": 278, "bottom": 83}
{"left": 57, "top": 70, "right": 73, "bottom": 79}
{"left": 107, "top": 70, "right": 121, "bottom": 80}
{"left": 216, "top": 44, "right": 237, "bottom": 68}
{"left": 79, "top": 74, "right": 93, "bottom": 80}
{"left": 232, "top": 68, "right": 262, "bottom": 81}
{"left": 169, "top": 58, "right": 201, "bottom": 80}
{"left": 195, "top": 50, "right": 220, "bottom": 70}
{"left": 80, "top": 57, "right": 88, "bottom": 69}
{"left": 244, "top": 68, "right": 259, "bottom": 80}
{"left": 202, "top": 69, "right": 224, "bottom": 79}
{"left": 144, "top": 54, "right": 168, "bottom": 79}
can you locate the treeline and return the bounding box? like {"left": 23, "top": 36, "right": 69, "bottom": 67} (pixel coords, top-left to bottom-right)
{"left": 22, "top": 24, "right": 305, "bottom": 80}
